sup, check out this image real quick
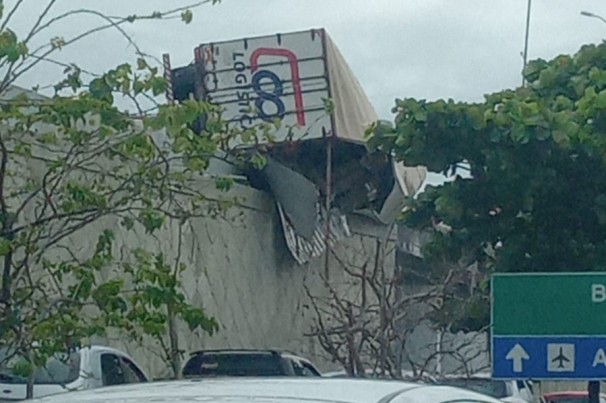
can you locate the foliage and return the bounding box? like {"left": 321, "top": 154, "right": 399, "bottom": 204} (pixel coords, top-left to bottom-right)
{"left": 0, "top": 0, "right": 232, "bottom": 389}
{"left": 368, "top": 42, "right": 606, "bottom": 330}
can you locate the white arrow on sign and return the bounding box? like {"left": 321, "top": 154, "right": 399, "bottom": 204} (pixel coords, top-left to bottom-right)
{"left": 506, "top": 344, "right": 530, "bottom": 373}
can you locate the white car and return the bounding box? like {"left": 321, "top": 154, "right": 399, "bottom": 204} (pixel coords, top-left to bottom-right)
{"left": 30, "top": 377, "right": 505, "bottom": 403}
{"left": 436, "top": 372, "right": 534, "bottom": 403}
{"left": 0, "top": 345, "right": 148, "bottom": 400}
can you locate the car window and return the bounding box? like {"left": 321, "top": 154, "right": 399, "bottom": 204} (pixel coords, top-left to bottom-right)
{"left": 101, "top": 354, "right": 126, "bottom": 386}
{"left": 291, "top": 360, "right": 318, "bottom": 376}
{"left": 300, "top": 362, "right": 321, "bottom": 376}
{"left": 120, "top": 357, "right": 147, "bottom": 383}
{"left": 0, "top": 349, "right": 80, "bottom": 385}
{"left": 35, "top": 353, "right": 80, "bottom": 384}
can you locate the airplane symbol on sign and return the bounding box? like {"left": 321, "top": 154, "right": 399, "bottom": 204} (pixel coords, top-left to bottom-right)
{"left": 551, "top": 346, "right": 570, "bottom": 368}
{"left": 547, "top": 343, "right": 575, "bottom": 372}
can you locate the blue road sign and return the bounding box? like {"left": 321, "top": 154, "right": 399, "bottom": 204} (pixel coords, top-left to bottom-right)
{"left": 491, "top": 273, "right": 606, "bottom": 380}
{"left": 493, "top": 337, "right": 606, "bottom": 380}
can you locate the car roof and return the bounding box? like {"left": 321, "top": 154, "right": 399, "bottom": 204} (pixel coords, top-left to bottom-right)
{"left": 188, "top": 349, "right": 312, "bottom": 359}
{"left": 84, "top": 345, "right": 141, "bottom": 361}
{"left": 190, "top": 349, "right": 280, "bottom": 355}
{"left": 30, "top": 377, "right": 504, "bottom": 403}
{"left": 0, "top": 345, "right": 136, "bottom": 359}
{"left": 85, "top": 345, "right": 129, "bottom": 354}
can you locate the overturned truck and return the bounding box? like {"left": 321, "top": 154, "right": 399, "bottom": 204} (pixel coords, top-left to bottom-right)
{"left": 163, "top": 28, "right": 426, "bottom": 264}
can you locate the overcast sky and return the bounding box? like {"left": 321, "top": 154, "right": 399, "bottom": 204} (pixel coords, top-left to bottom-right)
{"left": 7, "top": 0, "right": 606, "bottom": 119}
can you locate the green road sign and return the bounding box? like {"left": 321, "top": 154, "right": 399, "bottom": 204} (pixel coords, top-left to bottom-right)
{"left": 492, "top": 272, "right": 606, "bottom": 336}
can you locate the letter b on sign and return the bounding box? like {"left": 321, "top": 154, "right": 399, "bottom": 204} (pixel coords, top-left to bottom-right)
{"left": 592, "top": 284, "right": 606, "bottom": 303}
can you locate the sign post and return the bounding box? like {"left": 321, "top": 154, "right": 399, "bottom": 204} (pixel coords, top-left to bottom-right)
{"left": 492, "top": 272, "right": 606, "bottom": 397}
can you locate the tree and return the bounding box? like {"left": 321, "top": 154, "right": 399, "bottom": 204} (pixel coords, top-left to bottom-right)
{"left": 367, "top": 42, "right": 606, "bottom": 330}
{"left": 304, "top": 235, "right": 485, "bottom": 378}
{"left": 0, "top": 0, "right": 235, "bottom": 395}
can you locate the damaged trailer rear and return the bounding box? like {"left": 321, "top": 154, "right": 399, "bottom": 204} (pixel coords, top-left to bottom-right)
{"left": 164, "top": 28, "right": 426, "bottom": 265}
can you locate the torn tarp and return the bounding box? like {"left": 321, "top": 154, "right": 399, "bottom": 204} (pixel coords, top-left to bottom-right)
{"left": 278, "top": 203, "right": 351, "bottom": 265}
{"left": 261, "top": 157, "right": 318, "bottom": 240}
{"left": 259, "top": 156, "right": 351, "bottom": 264}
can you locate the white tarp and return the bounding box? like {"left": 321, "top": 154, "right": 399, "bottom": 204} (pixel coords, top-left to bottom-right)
{"left": 323, "top": 31, "right": 427, "bottom": 223}
{"left": 325, "top": 33, "right": 377, "bottom": 144}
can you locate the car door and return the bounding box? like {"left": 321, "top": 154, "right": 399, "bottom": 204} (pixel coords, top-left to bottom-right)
{"left": 0, "top": 371, "right": 28, "bottom": 401}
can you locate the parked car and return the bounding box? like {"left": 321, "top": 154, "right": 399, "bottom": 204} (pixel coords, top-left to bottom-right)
{"left": 0, "top": 345, "right": 148, "bottom": 401}
{"left": 436, "top": 372, "right": 534, "bottom": 403}
{"left": 30, "top": 377, "right": 506, "bottom": 403}
{"left": 541, "top": 391, "right": 606, "bottom": 403}
{"left": 181, "top": 349, "right": 322, "bottom": 378}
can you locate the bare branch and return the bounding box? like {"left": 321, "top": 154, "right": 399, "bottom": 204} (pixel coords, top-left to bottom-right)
{"left": 0, "top": 0, "right": 26, "bottom": 33}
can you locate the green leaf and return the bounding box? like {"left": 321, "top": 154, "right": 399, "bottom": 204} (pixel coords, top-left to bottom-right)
{"left": 467, "top": 106, "right": 485, "bottom": 130}
{"left": 138, "top": 209, "right": 165, "bottom": 233}
{"left": 89, "top": 78, "right": 113, "bottom": 104}
{"left": 50, "top": 36, "right": 66, "bottom": 49}
{"left": 215, "top": 177, "right": 234, "bottom": 191}
{"left": 185, "top": 157, "right": 207, "bottom": 171}
{"left": 0, "top": 238, "right": 12, "bottom": 256}
{"left": 182, "top": 306, "right": 219, "bottom": 333}
{"left": 145, "top": 77, "right": 168, "bottom": 96}
{"left": 121, "top": 216, "right": 135, "bottom": 230}
{"left": 181, "top": 9, "right": 193, "bottom": 24}
{"left": 552, "top": 129, "right": 568, "bottom": 144}
{"left": 595, "top": 89, "right": 606, "bottom": 109}
{"left": 10, "top": 360, "right": 32, "bottom": 378}
{"left": 13, "top": 143, "right": 31, "bottom": 157}
{"left": 38, "top": 132, "right": 58, "bottom": 144}
{"left": 322, "top": 97, "right": 335, "bottom": 115}
{"left": 136, "top": 57, "right": 147, "bottom": 70}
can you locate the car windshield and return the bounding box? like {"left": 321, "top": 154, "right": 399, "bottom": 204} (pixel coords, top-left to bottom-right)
{"left": 0, "top": 348, "right": 80, "bottom": 385}
{"left": 439, "top": 378, "right": 508, "bottom": 398}
{"left": 183, "top": 353, "right": 285, "bottom": 377}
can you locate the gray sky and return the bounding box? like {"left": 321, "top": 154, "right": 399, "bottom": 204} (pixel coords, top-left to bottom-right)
{"left": 7, "top": 0, "right": 606, "bottom": 119}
